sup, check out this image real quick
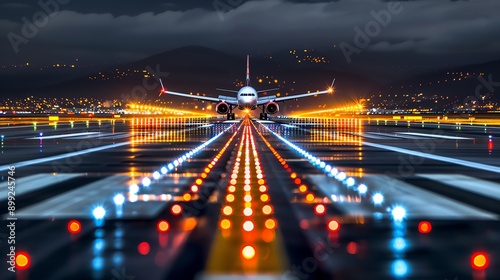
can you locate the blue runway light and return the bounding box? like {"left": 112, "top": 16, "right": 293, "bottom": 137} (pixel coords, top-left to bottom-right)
{"left": 142, "top": 177, "right": 151, "bottom": 187}
{"left": 391, "top": 237, "right": 407, "bottom": 252}
{"left": 391, "top": 259, "right": 409, "bottom": 278}
{"left": 113, "top": 194, "right": 125, "bottom": 206}
{"left": 392, "top": 206, "right": 407, "bottom": 221}
{"left": 372, "top": 193, "right": 384, "bottom": 205}
{"left": 39, "top": 132, "right": 43, "bottom": 137}
{"left": 93, "top": 206, "right": 106, "bottom": 219}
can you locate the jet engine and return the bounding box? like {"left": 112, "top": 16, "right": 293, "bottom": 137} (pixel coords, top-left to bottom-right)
{"left": 265, "top": 102, "right": 279, "bottom": 114}
{"left": 216, "top": 102, "right": 230, "bottom": 114}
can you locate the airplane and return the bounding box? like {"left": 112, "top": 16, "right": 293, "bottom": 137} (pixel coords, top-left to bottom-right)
{"left": 159, "top": 55, "right": 334, "bottom": 120}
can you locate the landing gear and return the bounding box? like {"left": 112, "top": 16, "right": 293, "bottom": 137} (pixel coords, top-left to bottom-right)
{"left": 259, "top": 113, "right": 268, "bottom": 120}
{"left": 226, "top": 113, "right": 235, "bottom": 120}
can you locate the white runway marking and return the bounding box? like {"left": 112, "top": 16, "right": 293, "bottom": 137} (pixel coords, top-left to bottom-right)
{"left": 0, "top": 141, "right": 131, "bottom": 172}
{"left": 418, "top": 174, "right": 500, "bottom": 200}
{"left": 362, "top": 174, "right": 497, "bottom": 220}
{"left": 362, "top": 142, "right": 500, "bottom": 174}
{"left": 398, "top": 132, "right": 473, "bottom": 140}
{"left": 0, "top": 173, "right": 83, "bottom": 199}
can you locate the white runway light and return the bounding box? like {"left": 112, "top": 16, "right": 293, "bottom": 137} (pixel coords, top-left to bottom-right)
{"left": 161, "top": 167, "right": 168, "bottom": 174}
{"left": 113, "top": 194, "right": 125, "bottom": 206}
{"left": 129, "top": 184, "right": 139, "bottom": 194}
{"left": 153, "top": 171, "right": 160, "bottom": 180}
{"left": 392, "top": 206, "right": 407, "bottom": 221}
{"left": 93, "top": 206, "right": 106, "bottom": 219}
{"left": 358, "top": 184, "right": 368, "bottom": 194}
{"left": 142, "top": 177, "right": 151, "bottom": 187}
{"left": 372, "top": 193, "right": 384, "bottom": 205}
{"left": 346, "top": 177, "right": 355, "bottom": 187}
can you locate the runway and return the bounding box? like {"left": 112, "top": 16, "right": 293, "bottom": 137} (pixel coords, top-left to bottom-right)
{"left": 1, "top": 116, "right": 499, "bottom": 279}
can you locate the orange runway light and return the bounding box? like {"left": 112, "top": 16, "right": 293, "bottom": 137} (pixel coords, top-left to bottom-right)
{"left": 15, "top": 252, "right": 30, "bottom": 269}
{"left": 223, "top": 206, "right": 233, "bottom": 215}
{"left": 171, "top": 204, "right": 182, "bottom": 215}
{"left": 265, "top": 218, "right": 277, "bottom": 229}
{"left": 183, "top": 193, "right": 192, "bottom": 201}
{"left": 157, "top": 220, "right": 169, "bottom": 232}
{"left": 299, "top": 185, "right": 307, "bottom": 193}
{"left": 315, "top": 204, "right": 326, "bottom": 215}
{"left": 241, "top": 245, "right": 256, "bottom": 260}
{"left": 68, "top": 220, "right": 81, "bottom": 234}
{"left": 260, "top": 194, "right": 269, "bottom": 202}
{"left": 195, "top": 179, "right": 203, "bottom": 185}
{"left": 471, "top": 252, "right": 489, "bottom": 270}
{"left": 306, "top": 193, "right": 315, "bottom": 202}
{"left": 418, "top": 221, "right": 432, "bottom": 234}
{"left": 262, "top": 205, "right": 273, "bottom": 215}
{"left": 220, "top": 219, "right": 231, "bottom": 229}
{"left": 226, "top": 194, "right": 235, "bottom": 202}
{"left": 228, "top": 185, "right": 236, "bottom": 193}
{"left": 328, "top": 220, "right": 340, "bottom": 232}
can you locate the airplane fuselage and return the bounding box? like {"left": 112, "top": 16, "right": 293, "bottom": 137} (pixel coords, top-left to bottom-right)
{"left": 237, "top": 86, "right": 258, "bottom": 110}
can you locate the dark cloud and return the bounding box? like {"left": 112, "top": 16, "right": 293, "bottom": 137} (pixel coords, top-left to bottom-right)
{"left": 0, "top": 0, "right": 499, "bottom": 79}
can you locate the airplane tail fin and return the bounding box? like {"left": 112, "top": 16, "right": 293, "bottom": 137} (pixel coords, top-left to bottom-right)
{"left": 246, "top": 55, "right": 250, "bottom": 87}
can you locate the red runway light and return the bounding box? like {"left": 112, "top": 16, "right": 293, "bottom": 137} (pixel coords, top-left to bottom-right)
{"left": 471, "top": 252, "right": 489, "bottom": 270}
{"left": 15, "top": 252, "right": 30, "bottom": 269}
{"left": 418, "top": 221, "right": 432, "bottom": 234}
{"left": 68, "top": 220, "right": 81, "bottom": 234}
{"left": 138, "top": 242, "right": 150, "bottom": 255}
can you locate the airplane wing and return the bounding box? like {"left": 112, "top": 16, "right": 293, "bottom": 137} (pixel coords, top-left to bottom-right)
{"left": 160, "top": 80, "right": 238, "bottom": 105}
{"left": 257, "top": 79, "right": 334, "bottom": 105}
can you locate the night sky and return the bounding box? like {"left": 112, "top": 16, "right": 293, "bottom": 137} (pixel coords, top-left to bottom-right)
{"left": 1, "top": 0, "right": 500, "bottom": 79}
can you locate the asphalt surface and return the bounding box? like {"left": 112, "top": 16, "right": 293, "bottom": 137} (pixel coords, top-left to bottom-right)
{"left": 0, "top": 116, "right": 499, "bottom": 280}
